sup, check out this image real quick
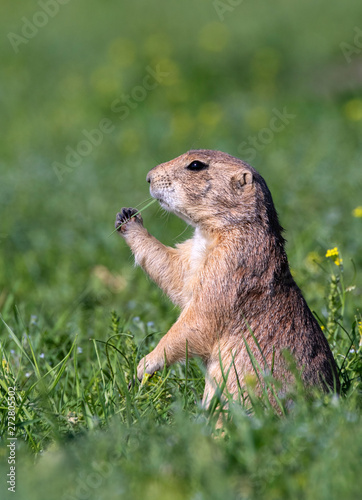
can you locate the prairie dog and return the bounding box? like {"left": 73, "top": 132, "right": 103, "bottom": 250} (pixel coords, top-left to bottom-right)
{"left": 115, "top": 150, "right": 340, "bottom": 405}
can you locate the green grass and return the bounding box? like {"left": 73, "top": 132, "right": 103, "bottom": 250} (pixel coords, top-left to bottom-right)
{"left": 1, "top": 0, "right": 362, "bottom": 498}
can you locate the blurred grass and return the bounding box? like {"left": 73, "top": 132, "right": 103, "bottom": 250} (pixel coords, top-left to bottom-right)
{"left": 1, "top": 0, "right": 362, "bottom": 318}
{"left": 1, "top": 0, "right": 362, "bottom": 498}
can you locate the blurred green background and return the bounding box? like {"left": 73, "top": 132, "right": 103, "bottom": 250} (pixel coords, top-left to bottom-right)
{"left": 1, "top": 0, "right": 361, "bottom": 324}
{"left": 1, "top": 1, "right": 362, "bottom": 498}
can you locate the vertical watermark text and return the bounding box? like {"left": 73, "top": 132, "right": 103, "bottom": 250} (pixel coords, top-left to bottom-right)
{"left": 6, "top": 386, "right": 17, "bottom": 493}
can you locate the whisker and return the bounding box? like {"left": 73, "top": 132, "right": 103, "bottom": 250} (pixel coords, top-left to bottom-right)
{"left": 174, "top": 223, "right": 191, "bottom": 241}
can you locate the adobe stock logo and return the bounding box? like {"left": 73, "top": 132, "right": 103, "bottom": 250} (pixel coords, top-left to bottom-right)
{"left": 340, "top": 27, "right": 362, "bottom": 63}
{"left": 7, "top": 0, "right": 72, "bottom": 54}
{"left": 213, "top": 0, "right": 244, "bottom": 22}
{"left": 52, "top": 65, "right": 169, "bottom": 183}
{"left": 238, "top": 108, "right": 296, "bottom": 163}
{"left": 52, "top": 119, "right": 116, "bottom": 183}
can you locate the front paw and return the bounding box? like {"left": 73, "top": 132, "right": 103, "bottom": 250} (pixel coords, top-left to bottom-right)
{"left": 137, "top": 353, "right": 164, "bottom": 381}
{"left": 115, "top": 207, "right": 143, "bottom": 234}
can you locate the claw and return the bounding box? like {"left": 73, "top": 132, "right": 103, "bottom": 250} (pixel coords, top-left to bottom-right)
{"left": 115, "top": 207, "right": 143, "bottom": 233}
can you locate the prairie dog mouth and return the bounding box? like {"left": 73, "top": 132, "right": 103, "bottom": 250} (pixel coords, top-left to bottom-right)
{"left": 150, "top": 187, "right": 172, "bottom": 208}
{"left": 150, "top": 187, "right": 193, "bottom": 224}
{"left": 158, "top": 198, "right": 170, "bottom": 210}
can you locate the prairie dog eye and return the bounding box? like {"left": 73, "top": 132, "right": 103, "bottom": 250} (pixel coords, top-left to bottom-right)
{"left": 186, "top": 160, "right": 208, "bottom": 171}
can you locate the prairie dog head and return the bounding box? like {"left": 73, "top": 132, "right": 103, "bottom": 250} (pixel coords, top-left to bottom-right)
{"left": 146, "top": 149, "right": 277, "bottom": 232}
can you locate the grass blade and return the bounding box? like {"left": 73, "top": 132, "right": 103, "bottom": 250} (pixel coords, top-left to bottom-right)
{"left": 108, "top": 198, "right": 157, "bottom": 236}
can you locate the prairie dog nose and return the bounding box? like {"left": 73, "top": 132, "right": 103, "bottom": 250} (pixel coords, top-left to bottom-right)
{"left": 146, "top": 172, "right": 152, "bottom": 183}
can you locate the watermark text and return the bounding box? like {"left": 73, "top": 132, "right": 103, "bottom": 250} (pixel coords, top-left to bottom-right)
{"left": 7, "top": 0, "right": 72, "bottom": 54}
{"left": 238, "top": 107, "right": 296, "bottom": 162}
{"left": 6, "top": 387, "right": 17, "bottom": 493}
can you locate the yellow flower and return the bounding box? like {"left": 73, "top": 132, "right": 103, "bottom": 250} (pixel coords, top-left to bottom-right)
{"left": 144, "top": 34, "right": 172, "bottom": 59}
{"left": 198, "top": 23, "right": 230, "bottom": 53}
{"left": 325, "top": 247, "right": 339, "bottom": 258}
{"left": 305, "top": 251, "right": 322, "bottom": 272}
{"left": 197, "top": 102, "right": 224, "bottom": 129}
{"left": 108, "top": 37, "right": 136, "bottom": 67}
{"left": 90, "top": 65, "right": 121, "bottom": 96}
{"left": 171, "top": 110, "right": 194, "bottom": 138}
{"left": 153, "top": 58, "right": 180, "bottom": 86}
{"left": 244, "top": 373, "right": 257, "bottom": 388}
{"left": 344, "top": 99, "right": 362, "bottom": 121}
{"left": 352, "top": 206, "right": 362, "bottom": 218}
{"left": 325, "top": 247, "right": 343, "bottom": 266}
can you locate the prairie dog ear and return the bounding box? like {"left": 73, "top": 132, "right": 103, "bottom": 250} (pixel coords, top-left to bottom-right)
{"left": 231, "top": 171, "right": 253, "bottom": 190}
